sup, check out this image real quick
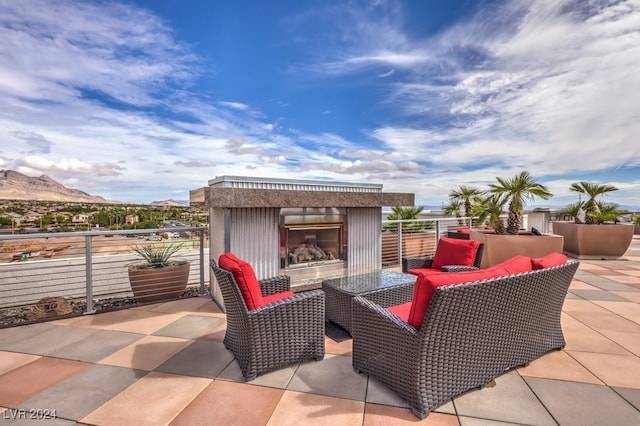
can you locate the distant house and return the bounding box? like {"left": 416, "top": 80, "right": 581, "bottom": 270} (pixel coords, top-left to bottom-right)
{"left": 72, "top": 214, "right": 89, "bottom": 224}
{"left": 125, "top": 215, "right": 139, "bottom": 225}
{"left": 23, "top": 212, "right": 43, "bottom": 223}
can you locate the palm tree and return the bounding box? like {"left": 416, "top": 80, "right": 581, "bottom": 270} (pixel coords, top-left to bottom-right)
{"left": 383, "top": 206, "right": 428, "bottom": 233}
{"left": 589, "top": 202, "right": 629, "bottom": 224}
{"left": 569, "top": 182, "right": 619, "bottom": 224}
{"left": 448, "top": 186, "right": 484, "bottom": 219}
{"left": 443, "top": 199, "right": 464, "bottom": 226}
{"left": 559, "top": 201, "right": 585, "bottom": 224}
{"left": 488, "top": 171, "right": 553, "bottom": 235}
{"left": 471, "top": 194, "right": 507, "bottom": 234}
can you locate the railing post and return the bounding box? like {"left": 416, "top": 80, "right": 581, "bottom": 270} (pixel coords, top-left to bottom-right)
{"left": 84, "top": 235, "right": 96, "bottom": 314}
{"left": 397, "top": 221, "right": 403, "bottom": 266}
{"left": 198, "top": 230, "right": 207, "bottom": 296}
{"left": 436, "top": 220, "right": 441, "bottom": 241}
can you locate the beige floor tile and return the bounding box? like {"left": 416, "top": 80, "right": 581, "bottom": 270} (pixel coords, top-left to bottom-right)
{"left": 0, "top": 351, "right": 40, "bottom": 376}
{"left": 171, "top": 380, "right": 284, "bottom": 425}
{"left": 601, "top": 330, "right": 640, "bottom": 356}
{"left": 81, "top": 371, "right": 210, "bottom": 426}
{"left": 363, "top": 403, "right": 458, "bottom": 425}
{"left": 591, "top": 300, "right": 640, "bottom": 325}
{"left": 97, "top": 335, "right": 193, "bottom": 370}
{"left": 148, "top": 296, "right": 216, "bottom": 314}
{"left": 0, "top": 357, "right": 88, "bottom": 406}
{"left": 601, "top": 275, "right": 640, "bottom": 285}
{"left": 562, "top": 299, "right": 609, "bottom": 314}
{"left": 517, "top": 350, "right": 603, "bottom": 384}
{"left": 65, "top": 309, "right": 185, "bottom": 334}
{"left": 568, "top": 351, "right": 640, "bottom": 389}
{"left": 324, "top": 336, "right": 353, "bottom": 356}
{"left": 577, "top": 263, "right": 609, "bottom": 272}
{"left": 561, "top": 314, "right": 630, "bottom": 355}
{"left": 569, "top": 280, "right": 599, "bottom": 290}
{"left": 565, "top": 309, "right": 640, "bottom": 334}
{"left": 612, "top": 291, "right": 640, "bottom": 303}
{"left": 267, "top": 390, "right": 364, "bottom": 426}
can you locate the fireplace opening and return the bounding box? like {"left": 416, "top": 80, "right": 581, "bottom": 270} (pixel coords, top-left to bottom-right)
{"left": 283, "top": 225, "right": 344, "bottom": 269}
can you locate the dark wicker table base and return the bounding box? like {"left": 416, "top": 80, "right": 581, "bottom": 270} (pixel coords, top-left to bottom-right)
{"left": 322, "top": 270, "right": 416, "bottom": 334}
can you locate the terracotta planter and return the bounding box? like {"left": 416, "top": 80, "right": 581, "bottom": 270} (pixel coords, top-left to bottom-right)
{"left": 551, "top": 222, "right": 634, "bottom": 260}
{"left": 470, "top": 230, "right": 564, "bottom": 269}
{"left": 127, "top": 261, "right": 190, "bottom": 304}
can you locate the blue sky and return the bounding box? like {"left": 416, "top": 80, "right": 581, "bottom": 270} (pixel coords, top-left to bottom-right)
{"left": 1, "top": 0, "right": 639, "bottom": 208}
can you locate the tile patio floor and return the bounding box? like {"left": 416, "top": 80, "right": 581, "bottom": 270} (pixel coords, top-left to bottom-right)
{"left": 1, "top": 236, "right": 640, "bottom": 425}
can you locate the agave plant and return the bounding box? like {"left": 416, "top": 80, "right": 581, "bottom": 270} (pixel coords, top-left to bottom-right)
{"left": 130, "top": 242, "right": 184, "bottom": 269}
{"left": 488, "top": 171, "right": 553, "bottom": 235}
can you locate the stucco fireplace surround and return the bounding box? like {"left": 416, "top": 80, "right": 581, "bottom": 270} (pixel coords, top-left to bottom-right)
{"left": 201, "top": 175, "right": 413, "bottom": 309}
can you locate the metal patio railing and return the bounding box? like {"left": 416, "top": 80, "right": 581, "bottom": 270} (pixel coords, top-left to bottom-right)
{"left": 0, "top": 227, "right": 208, "bottom": 314}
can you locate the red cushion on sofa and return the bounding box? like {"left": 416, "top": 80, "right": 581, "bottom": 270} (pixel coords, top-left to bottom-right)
{"left": 263, "top": 291, "right": 296, "bottom": 305}
{"left": 431, "top": 237, "right": 480, "bottom": 269}
{"left": 407, "top": 269, "right": 496, "bottom": 329}
{"left": 457, "top": 228, "right": 471, "bottom": 234}
{"left": 387, "top": 302, "right": 412, "bottom": 322}
{"left": 487, "top": 255, "right": 533, "bottom": 275}
{"left": 531, "top": 252, "right": 567, "bottom": 270}
{"left": 407, "top": 268, "right": 443, "bottom": 277}
{"left": 218, "top": 253, "right": 264, "bottom": 310}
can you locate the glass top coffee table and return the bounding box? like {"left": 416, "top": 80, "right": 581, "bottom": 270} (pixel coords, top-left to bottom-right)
{"left": 322, "top": 270, "right": 417, "bottom": 335}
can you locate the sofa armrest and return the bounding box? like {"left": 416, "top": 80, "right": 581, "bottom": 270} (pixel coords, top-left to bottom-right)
{"left": 259, "top": 275, "right": 291, "bottom": 295}
{"left": 402, "top": 256, "right": 434, "bottom": 273}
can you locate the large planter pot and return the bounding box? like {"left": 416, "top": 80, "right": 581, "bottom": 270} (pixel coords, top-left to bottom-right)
{"left": 551, "top": 222, "right": 634, "bottom": 260}
{"left": 470, "top": 230, "right": 564, "bottom": 269}
{"left": 127, "top": 261, "right": 190, "bottom": 304}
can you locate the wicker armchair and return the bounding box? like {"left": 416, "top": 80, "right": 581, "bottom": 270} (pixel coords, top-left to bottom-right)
{"left": 210, "top": 259, "right": 325, "bottom": 381}
{"left": 352, "top": 261, "right": 579, "bottom": 419}
{"left": 402, "top": 242, "right": 484, "bottom": 273}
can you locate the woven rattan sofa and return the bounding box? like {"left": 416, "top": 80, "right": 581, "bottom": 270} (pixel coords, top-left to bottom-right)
{"left": 352, "top": 254, "right": 579, "bottom": 419}
{"left": 210, "top": 256, "right": 325, "bottom": 381}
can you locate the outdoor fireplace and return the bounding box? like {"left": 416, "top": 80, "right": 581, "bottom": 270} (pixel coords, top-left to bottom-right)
{"left": 280, "top": 208, "right": 346, "bottom": 278}
{"left": 197, "top": 175, "right": 413, "bottom": 308}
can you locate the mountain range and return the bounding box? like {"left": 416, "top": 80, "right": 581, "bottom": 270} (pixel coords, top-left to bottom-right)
{"left": 0, "top": 170, "right": 186, "bottom": 206}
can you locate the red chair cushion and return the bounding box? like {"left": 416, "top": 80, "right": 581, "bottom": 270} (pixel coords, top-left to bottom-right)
{"left": 487, "top": 255, "right": 533, "bottom": 275}
{"left": 457, "top": 228, "right": 471, "bottom": 234}
{"left": 407, "top": 268, "right": 443, "bottom": 277}
{"left": 431, "top": 237, "right": 480, "bottom": 269}
{"left": 263, "top": 291, "right": 296, "bottom": 305}
{"left": 218, "top": 253, "right": 264, "bottom": 310}
{"left": 387, "top": 302, "right": 412, "bottom": 322}
{"left": 531, "top": 252, "right": 567, "bottom": 270}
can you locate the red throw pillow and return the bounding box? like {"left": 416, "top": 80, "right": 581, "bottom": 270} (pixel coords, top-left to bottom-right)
{"left": 407, "top": 269, "right": 495, "bottom": 329}
{"left": 218, "top": 253, "right": 264, "bottom": 310}
{"left": 458, "top": 228, "right": 471, "bottom": 234}
{"left": 431, "top": 237, "right": 480, "bottom": 269}
{"left": 487, "top": 255, "right": 533, "bottom": 275}
{"left": 531, "top": 252, "right": 567, "bottom": 270}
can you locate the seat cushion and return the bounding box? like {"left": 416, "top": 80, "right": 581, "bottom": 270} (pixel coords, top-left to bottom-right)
{"left": 531, "top": 252, "right": 567, "bottom": 270}
{"left": 387, "top": 302, "right": 412, "bottom": 322}
{"left": 218, "top": 253, "right": 264, "bottom": 310}
{"left": 431, "top": 237, "right": 480, "bottom": 269}
{"left": 407, "top": 267, "right": 443, "bottom": 277}
{"left": 263, "top": 291, "right": 296, "bottom": 305}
